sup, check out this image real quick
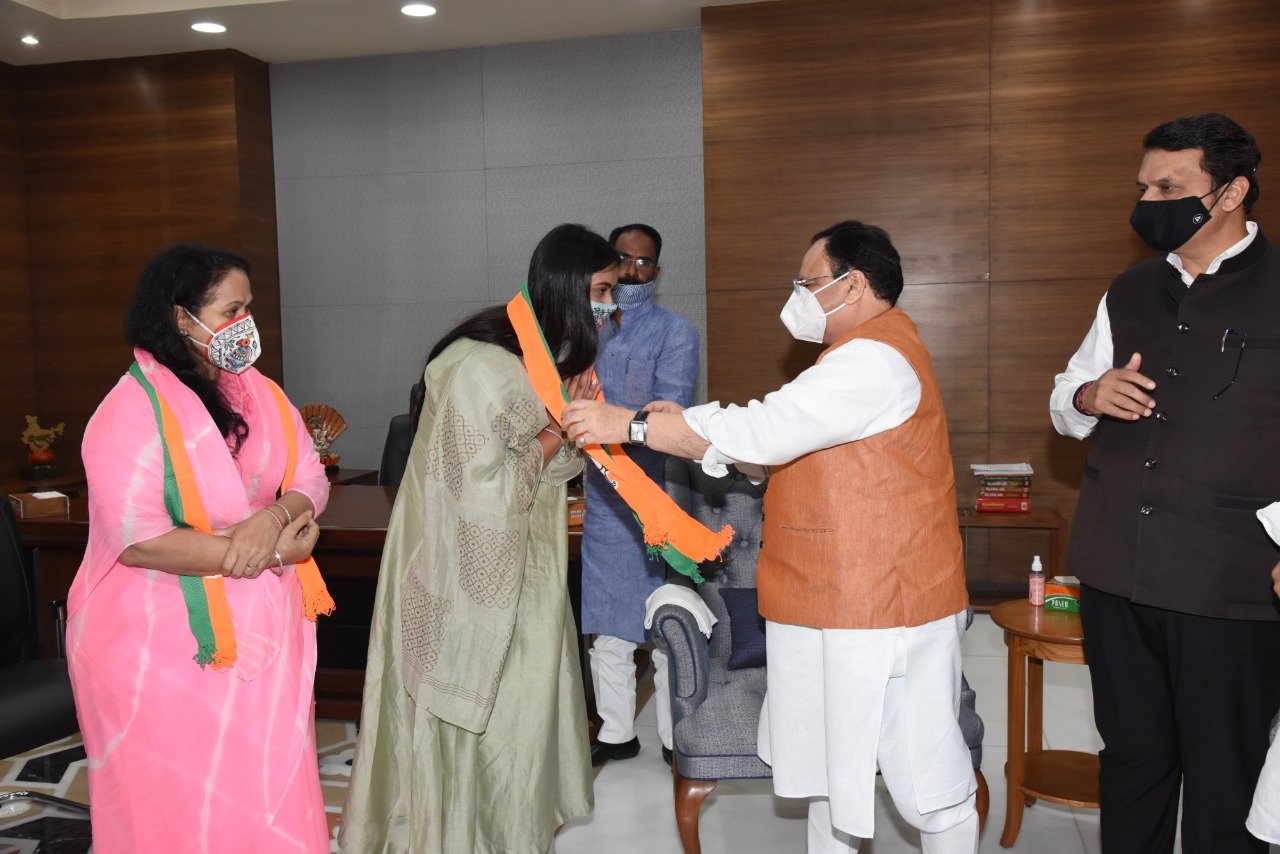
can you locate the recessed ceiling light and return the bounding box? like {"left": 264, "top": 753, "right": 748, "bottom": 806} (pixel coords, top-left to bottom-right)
{"left": 21, "top": 35, "right": 38, "bottom": 45}
{"left": 191, "top": 22, "right": 227, "bottom": 33}
{"left": 401, "top": 4, "right": 437, "bottom": 16}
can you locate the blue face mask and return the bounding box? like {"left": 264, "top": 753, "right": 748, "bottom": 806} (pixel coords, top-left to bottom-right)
{"left": 592, "top": 301, "right": 618, "bottom": 329}
{"left": 613, "top": 282, "right": 656, "bottom": 310}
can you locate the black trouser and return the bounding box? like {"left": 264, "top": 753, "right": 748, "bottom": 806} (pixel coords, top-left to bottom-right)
{"left": 1080, "top": 584, "right": 1280, "bottom": 854}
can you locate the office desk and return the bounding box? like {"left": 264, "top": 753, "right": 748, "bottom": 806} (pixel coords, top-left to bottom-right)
{"left": 17, "top": 485, "right": 584, "bottom": 721}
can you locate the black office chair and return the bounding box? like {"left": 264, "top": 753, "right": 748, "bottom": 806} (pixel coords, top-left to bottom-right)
{"left": 378, "top": 381, "right": 424, "bottom": 487}
{"left": 0, "top": 499, "right": 87, "bottom": 815}
{"left": 378, "top": 414, "right": 414, "bottom": 487}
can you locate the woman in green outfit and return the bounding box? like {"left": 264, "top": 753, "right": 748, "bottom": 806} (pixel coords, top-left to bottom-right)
{"left": 339, "top": 224, "right": 618, "bottom": 854}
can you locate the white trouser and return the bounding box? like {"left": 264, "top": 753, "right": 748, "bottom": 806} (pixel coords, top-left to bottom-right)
{"left": 760, "top": 613, "right": 977, "bottom": 852}
{"left": 588, "top": 634, "right": 671, "bottom": 748}
{"left": 806, "top": 797, "right": 978, "bottom": 854}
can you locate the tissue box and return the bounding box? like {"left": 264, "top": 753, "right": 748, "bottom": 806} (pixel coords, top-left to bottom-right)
{"left": 1044, "top": 575, "right": 1081, "bottom": 613}
{"left": 7, "top": 490, "right": 70, "bottom": 519}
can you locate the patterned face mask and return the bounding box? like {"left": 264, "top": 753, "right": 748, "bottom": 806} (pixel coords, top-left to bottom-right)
{"left": 592, "top": 301, "right": 618, "bottom": 330}
{"left": 184, "top": 308, "right": 262, "bottom": 374}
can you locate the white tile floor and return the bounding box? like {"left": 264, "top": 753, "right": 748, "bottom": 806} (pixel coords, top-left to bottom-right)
{"left": 557, "top": 614, "right": 1280, "bottom": 854}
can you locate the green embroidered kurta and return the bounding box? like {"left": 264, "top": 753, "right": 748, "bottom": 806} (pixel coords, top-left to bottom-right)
{"left": 340, "top": 340, "right": 592, "bottom": 854}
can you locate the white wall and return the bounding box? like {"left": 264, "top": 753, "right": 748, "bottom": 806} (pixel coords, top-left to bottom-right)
{"left": 270, "top": 29, "right": 706, "bottom": 469}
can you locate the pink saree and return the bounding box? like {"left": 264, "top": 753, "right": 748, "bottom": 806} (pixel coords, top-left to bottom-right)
{"left": 66, "top": 349, "right": 331, "bottom": 853}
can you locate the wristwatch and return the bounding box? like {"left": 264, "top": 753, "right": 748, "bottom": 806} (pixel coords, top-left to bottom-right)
{"left": 628, "top": 410, "right": 651, "bottom": 445}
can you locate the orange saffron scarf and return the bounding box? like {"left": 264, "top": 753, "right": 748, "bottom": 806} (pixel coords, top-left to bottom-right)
{"left": 506, "top": 285, "right": 732, "bottom": 583}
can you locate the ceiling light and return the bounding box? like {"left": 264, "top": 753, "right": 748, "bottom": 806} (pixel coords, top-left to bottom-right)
{"left": 401, "top": 4, "right": 437, "bottom": 16}
{"left": 191, "top": 22, "right": 227, "bottom": 33}
{"left": 21, "top": 35, "right": 38, "bottom": 45}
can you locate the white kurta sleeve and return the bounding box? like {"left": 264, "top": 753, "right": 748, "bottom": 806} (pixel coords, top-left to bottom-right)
{"left": 1257, "top": 504, "right": 1280, "bottom": 547}
{"left": 682, "top": 339, "right": 921, "bottom": 473}
{"left": 1050, "top": 294, "right": 1112, "bottom": 440}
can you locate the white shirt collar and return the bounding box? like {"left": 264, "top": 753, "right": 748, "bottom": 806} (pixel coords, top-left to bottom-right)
{"left": 1166, "top": 221, "right": 1258, "bottom": 286}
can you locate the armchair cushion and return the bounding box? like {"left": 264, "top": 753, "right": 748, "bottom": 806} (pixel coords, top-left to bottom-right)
{"left": 719, "top": 587, "right": 766, "bottom": 670}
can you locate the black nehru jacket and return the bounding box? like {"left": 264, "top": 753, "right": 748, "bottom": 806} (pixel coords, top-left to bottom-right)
{"left": 1067, "top": 230, "right": 1280, "bottom": 621}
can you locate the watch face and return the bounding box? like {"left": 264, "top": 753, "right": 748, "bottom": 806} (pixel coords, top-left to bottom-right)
{"left": 629, "top": 422, "right": 643, "bottom": 443}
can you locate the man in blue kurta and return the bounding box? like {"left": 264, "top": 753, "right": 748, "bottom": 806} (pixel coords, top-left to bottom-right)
{"left": 584, "top": 223, "right": 700, "bottom": 766}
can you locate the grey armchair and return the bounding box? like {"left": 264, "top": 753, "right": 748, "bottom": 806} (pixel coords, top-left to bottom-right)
{"left": 649, "top": 457, "right": 989, "bottom": 854}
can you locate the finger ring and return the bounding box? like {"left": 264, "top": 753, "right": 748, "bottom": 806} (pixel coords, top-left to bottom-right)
{"left": 576, "top": 436, "right": 586, "bottom": 446}
{"left": 273, "top": 549, "right": 283, "bottom": 566}
{"left": 246, "top": 563, "right": 258, "bottom": 571}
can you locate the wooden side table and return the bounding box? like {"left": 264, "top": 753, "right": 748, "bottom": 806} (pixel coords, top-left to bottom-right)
{"left": 989, "top": 600, "right": 1099, "bottom": 848}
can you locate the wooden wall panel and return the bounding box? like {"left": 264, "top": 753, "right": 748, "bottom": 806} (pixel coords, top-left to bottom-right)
{"left": 990, "top": 1, "right": 1280, "bottom": 283}
{"left": 703, "top": 0, "right": 1280, "bottom": 593}
{"left": 707, "top": 127, "right": 991, "bottom": 293}
{"left": 16, "top": 50, "right": 282, "bottom": 465}
{"left": 991, "top": 0, "right": 1280, "bottom": 126}
{"left": 0, "top": 62, "right": 36, "bottom": 481}
{"left": 988, "top": 281, "right": 1108, "bottom": 432}
{"left": 233, "top": 53, "right": 284, "bottom": 383}
{"left": 897, "top": 283, "right": 989, "bottom": 434}
{"left": 702, "top": 0, "right": 990, "bottom": 143}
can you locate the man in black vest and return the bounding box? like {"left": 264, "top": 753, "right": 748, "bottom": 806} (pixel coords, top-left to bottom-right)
{"left": 1051, "top": 113, "right": 1280, "bottom": 853}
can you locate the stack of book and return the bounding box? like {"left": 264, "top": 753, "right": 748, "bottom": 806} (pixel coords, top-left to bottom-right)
{"left": 970, "top": 463, "right": 1033, "bottom": 513}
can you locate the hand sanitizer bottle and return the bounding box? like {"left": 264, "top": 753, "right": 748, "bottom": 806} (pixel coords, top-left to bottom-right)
{"left": 1029, "top": 555, "right": 1045, "bottom": 606}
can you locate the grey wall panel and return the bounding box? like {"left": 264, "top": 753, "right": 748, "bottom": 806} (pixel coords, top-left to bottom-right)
{"left": 273, "top": 29, "right": 706, "bottom": 468}
{"left": 482, "top": 29, "right": 702, "bottom": 169}
{"left": 386, "top": 50, "right": 486, "bottom": 174}
{"left": 270, "top": 57, "right": 389, "bottom": 180}
{"left": 483, "top": 155, "right": 704, "bottom": 301}
{"left": 276, "top": 174, "right": 390, "bottom": 307}
{"left": 281, "top": 299, "right": 492, "bottom": 435}
{"left": 386, "top": 170, "right": 489, "bottom": 303}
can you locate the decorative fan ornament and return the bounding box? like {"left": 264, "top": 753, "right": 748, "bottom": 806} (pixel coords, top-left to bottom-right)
{"left": 299, "top": 403, "right": 347, "bottom": 467}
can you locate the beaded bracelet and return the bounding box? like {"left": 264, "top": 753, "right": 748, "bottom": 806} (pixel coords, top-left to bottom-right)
{"left": 1073, "top": 381, "right": 1097, "bottom": 417}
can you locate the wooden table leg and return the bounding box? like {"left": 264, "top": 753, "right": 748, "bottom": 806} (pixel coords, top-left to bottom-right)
{"left": 1001, "top": 636, "right": 1027, "bottom": 847}
{"left": 1026, "top": 656, "right": 1043, "bottom": 806}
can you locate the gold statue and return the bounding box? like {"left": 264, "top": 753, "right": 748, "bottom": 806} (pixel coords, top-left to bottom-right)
{"left": 21, "top": 415, "right": 67, "bottom": 478}
{"left": 21, "top": 415, "right": 65, "bottom": 464}
{"left": 299, "top": 404, "right": 347, "bottom": 470}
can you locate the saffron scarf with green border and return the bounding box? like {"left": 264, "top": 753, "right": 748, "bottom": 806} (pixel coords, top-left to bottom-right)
{"left": 506, "top": 285, "right": 732, "bottom": 583}
{"left": 129, "top": 362, "right": 335, "bottom": 669}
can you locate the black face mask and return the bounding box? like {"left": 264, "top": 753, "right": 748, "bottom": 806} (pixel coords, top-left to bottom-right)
{"left": 1130, "top": 183, "right": 1230, "bottom": 253}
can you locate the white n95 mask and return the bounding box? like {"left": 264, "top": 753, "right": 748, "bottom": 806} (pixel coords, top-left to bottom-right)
{"left": 779, "top": 271, "right": 850, "bottom": 343}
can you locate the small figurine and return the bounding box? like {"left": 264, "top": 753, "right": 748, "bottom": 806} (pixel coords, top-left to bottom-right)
{"left": 21, "top": 415, "right": 67, "bottom": 478}
{"left": 299, "top": 404, "right": 347, "bottom": 473}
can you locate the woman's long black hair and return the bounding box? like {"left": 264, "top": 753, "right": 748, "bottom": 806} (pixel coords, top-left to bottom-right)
{"left": 413, "top": 223, "right": 617, "bottom": 427}
{"left": 124, "top": 243, "right": 252, "bottom": 454}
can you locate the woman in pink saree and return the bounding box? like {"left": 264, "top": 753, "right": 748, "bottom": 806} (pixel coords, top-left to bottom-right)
{"left": 66, "top": 243, "right": 333, "bottom": 853}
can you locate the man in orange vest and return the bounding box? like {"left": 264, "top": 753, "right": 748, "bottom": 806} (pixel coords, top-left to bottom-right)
{"left": 563, "top": 220, "right": 977, "bottom": 853}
